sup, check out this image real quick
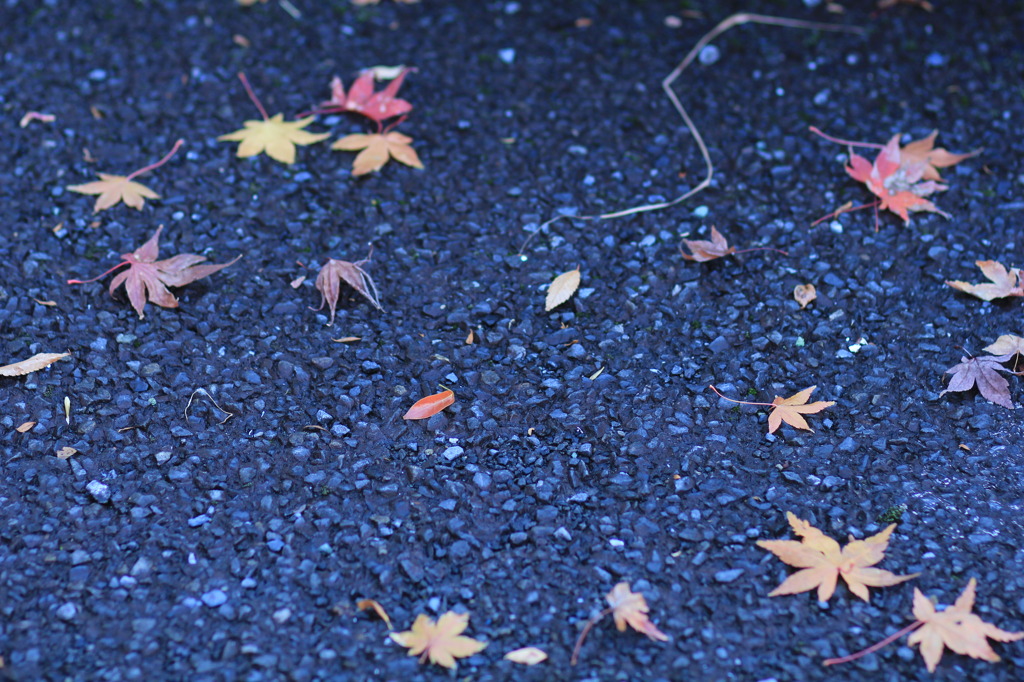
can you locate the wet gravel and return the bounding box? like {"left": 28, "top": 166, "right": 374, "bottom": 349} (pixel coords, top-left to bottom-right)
{"left": 2, "top": 1, "right": 1024, "bottom": 680}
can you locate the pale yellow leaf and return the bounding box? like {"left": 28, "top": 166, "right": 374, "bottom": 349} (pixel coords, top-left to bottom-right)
{"left": 545, "top": 267, "right": 581, "bottom": 311}
{"left": 0, "top": 352, "right": 70, "bottom": 377}
{"left": 56, "top": 446, "right": 78, "bottom": 460}
{"left": 218, "top": 113, "right": 329, "bottom": 165}
{"left": 290, "top": 275, "right": 306, "bottom": 289}
{"left": 68, "top": 173, "right": 160, "bottom": 212}
{"left": 390, "top": 611, "right": 487, "bottom": 669}
{"left": 16, "top": 421, "right": 36, "bottom": 433}
{"left": 503, "top": 646, "right": 548, "bottom": 665}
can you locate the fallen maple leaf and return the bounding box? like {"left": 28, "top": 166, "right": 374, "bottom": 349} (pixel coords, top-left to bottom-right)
{"left": 983, "top": 334, "right": 1024, "bottom": 362}
{"left": 0, "top": 352, "right": 70, "bottom": 377}
{"left": 757, "top": 511, "right": 918, "bottom": 602}
{"left": 680, "top": 226, "right": 735, "bottom": 262}
{"left": 67, "top": 226, "right": 240, "bottom": 319}
{"left": 606, "top": 582, "right": 669, "bottom": 642}
{"left": 68, "top": 139, "right": 182, "bottom": 212}
{"left": 908, "top": 579, "right": 1023, "bottom": 672}
{"left": 331, "top": 132, "right": 423, "bottom": 175}
{"left": 946, "top": 260, "right": 1024, "bottom": 301}
{"left": 313, "top": 253, "right": 383, "bottom": 325}
{"left": 845, "top": 134, "right": 948, "bottom": 224}
{"left": 403, "top": 389, "right": 455, "bottom": 420}
{"left": 218, "top": 73, "right": 328, "bottom": 165}
{"left": 503, "top": 647, "right": 548, "bottom": 665}
{"left": 389, "top": 611, "right": 487, "bottom": 669}
{"left": 317, "top": 68, "right": 413, "bottom": 125}
{"left": 940, "top": 355, "right": 1014, "bottom": 409}
{"left": 768, "top": 386, "right": 836, "bottom": 433}
{"left": 545, "top": 267, "right": 581, "bottom": 311}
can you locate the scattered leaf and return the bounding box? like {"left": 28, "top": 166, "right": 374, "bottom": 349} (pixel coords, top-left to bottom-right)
{"left": 20, "top": 111, "right": 55, "bottom": 127}
{"left": 504, "top": 647, "right": 548, "bottom": 665}
{"left": 67, "top": 225, "right": 240, "bottom": 319}
{"left": 32, "top": 298, "right": 57, "bottom": 306}
{"left": 403, "top": 389, "right": 455, "bottom": 420}
{"left": 331, "top": 132, "right": 423, "bottom": 176}
{"left": 64, "top": 396, "right": 71, "bottom": 424}
{"left": 357, "top": 598, "right": 393, "bottom": 630}
{"left": 313, "top": 254, "right": 383, "bottom": 326}
{"left": 56, "top": 446, "right": 79, "bottom": 460}
{"left": 219, "top": 113, "right": 328, "bottom": 164}
{"left": 794, "top": 284, "right": 817, "bottom": 309}
{"left": 900, "top": 130, "right": 980, "bottom": 181}
{"left": 946, "top": 260, "right": 1024, "bottom": 301}
{"left": 318, "top": 68, "right": 414, "bottom": 123}
{"left": 0, "top": 352, "right": 70, "bottom": 377}
{"left": 940, "top": 355, "right": 1014, "bottom": 409}
{"left": 16, "top": 421, "right": 36, "bottom": 433}
{"left": 389, "top": 611, "right": 487, "bottom": 669}
{"left": 757, "top": 511, "right": 918, "bottom": 602}
{"left": 332, "top": 336, "right": 361, "bottom": 343}
{"left": 768, "top": 386, "right": 835, "bottom": 434}
{"left": 983, "top": 334, "right": 1024, "bottom": 361}
{"left": 545, "top": 267, "right": 580, "bottom": 311}
{"left": 68, "top": 139, "right": 182, "bottom": 212}
{"left": 465, "top": 329, "right": 475, "bottom": 344}
{"left": 680, "top": 226, "right": 735, "bottom": 262}
{"left": 588, "top": 366, "right": 605, "bottom": 380}
{"left": 908, "top": 579, "right": 1023, "bottom": 672}
{"left": 606, "top": 582, "right": 669, "bottom": 642}
{"left": 290, "top": 275, "right": 306, "bottom": 288}
{"left": 845, "top": 134, "right": 949, "bottom": 224}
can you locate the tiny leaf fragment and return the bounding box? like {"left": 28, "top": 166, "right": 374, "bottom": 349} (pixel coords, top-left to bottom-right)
{"left": 504, "top": 647, "right": 548, "bottom": 665}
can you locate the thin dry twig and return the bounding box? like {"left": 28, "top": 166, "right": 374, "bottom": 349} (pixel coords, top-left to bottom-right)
{"left": 184, "top": 388, "right": 236, "bottom": 425}
{"left": 519, "top": 13, "right": 864, "bottom": 255}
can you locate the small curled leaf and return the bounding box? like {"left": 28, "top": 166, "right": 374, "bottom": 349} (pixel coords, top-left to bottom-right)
{"left": 403, "top": 389, "right": 455, "bottom": 420}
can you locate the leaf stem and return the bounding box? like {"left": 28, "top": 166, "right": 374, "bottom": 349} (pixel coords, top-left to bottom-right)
{"left": 571, "top": 607, "right": 613, "bottom": 666}
{"left": 125, "top": 138, "right": 184, "bottom": 181}
{"left": 809, "top": 125, "right": 885, "bottom": 149}
{"left": 237, "top": 72, "right": 270, "bottom": 121}
{"left": 823, "top": 621, "right": 923, "bottom": 667}
{"left": 708, "top": 384, "right": 773, "bottom": 407}
{"left": 66, "top": 260, "right": 129, "bottom": 285}
{"left": 811, "top": 201, "right": 877, "bottom": 226}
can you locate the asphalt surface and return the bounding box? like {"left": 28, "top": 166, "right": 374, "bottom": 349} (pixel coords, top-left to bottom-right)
{"left": 1, "top": 0, "right": 1023, "bottom": 680}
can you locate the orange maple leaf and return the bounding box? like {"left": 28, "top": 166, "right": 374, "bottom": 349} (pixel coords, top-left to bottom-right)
{"left": 900, "top": 130, "right": 981, "bottom": 182}
{"left": 389, "top": 611, "right": 486, "bottom": 669}
{"left": 757, "top": 511, "right": 918, "bottom": 602}
{"left": 606, "top": 582, "right": 669, "bottom": 642}
{"left": 768, "top": 386, "right": 835, "bottom": 434}
{"left": 945, "top": 260, "right": 1024, "bottom": 301}
{"left": 331, "top": 132, "right": 423, "bottom": 176}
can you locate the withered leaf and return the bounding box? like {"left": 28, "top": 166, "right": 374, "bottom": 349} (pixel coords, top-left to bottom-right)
{"left": 983, "top": 334, "right": 1024, "bottom": 361}
{"left": 67, "top": 226, "right": 240, "bottom": 319}
{"left": 313, "top": 255, "right": 383, "bottom": 326}
{"left": 0, "top": 352, "right": 70, "bottom": 377}
{"left": 940, "top": 355, "right": 1014, "bottom": 409}
{"left": 680, "top": 226, "right": 735, "bottom": 262}
{"left": 908, "top": 579, "right": 1023, "bottom": 673}
{"left": 545, "top": 267, "right": 580, "bottom": 311}
{"left": 503, "top": 647, "right": 548, "bottom": 665}
{"left": 56, "top": 446, "right": 79, "bottom": 460}
{"left": 403, "top": 389, "right": 455, "bottom": 420}
{"left": 946, "top": 260, "right": 1024, "bottom": 301}
{"left": 357, "top": 598, "right": 393, "bottom": 630}
{"left": 768, "top": 386, "right": 835, "bottom": 434}
{"left": 794, "top": 283, "right": 817, "bottom": 309}
{"left": 606, "top": 582, "right": 669, "bottom": 642}
{"left": 16, "top": 421, "right": 36, "bottom": 433}
{"left": 331, "top": 132, "right": 423, "bottom": 176}
{"left": 757, "top": 511, "right": 918, "bottom": 602}
{"left": 389, "top": 611, "right": 487, "bottom": 669}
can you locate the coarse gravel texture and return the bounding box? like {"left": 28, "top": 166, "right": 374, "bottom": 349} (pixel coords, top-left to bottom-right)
{"left": 2, "top": 0, "right": 1024, "bottom": 680}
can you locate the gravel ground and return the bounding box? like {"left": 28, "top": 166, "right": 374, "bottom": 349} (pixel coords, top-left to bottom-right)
{"left": 2, "top": 1, "right": 1023, "bottom": 680}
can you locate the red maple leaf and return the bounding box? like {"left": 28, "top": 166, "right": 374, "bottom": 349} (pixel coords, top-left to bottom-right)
{"left": 316, "top": 68, "right": 413, "bottom": 126}
{"left": 845, "top": 134, "right": 949, "bottom": 224}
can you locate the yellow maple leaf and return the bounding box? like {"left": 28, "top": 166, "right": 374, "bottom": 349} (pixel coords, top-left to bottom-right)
{"left": 908, "top": 579, "right": 1024, "bottom": 673}
{"left": 67, "top": 138, "right": 182, "bottom": 212}
{"left": 218, "top": 113, "right": 328, "bottom": 165}
{"left": 757, "top": 511, "right": 918, "bottom": 602}
{"left": 606, "top": 582, "right": 669, "bottom": 642}
{"left": 389, "top": 611, "right": 487, "bottom": 669}
{"left": 331, "top": 131, "right": 423, "bottom": 175}
{"left": 767, "top": 386, "right": 835, "bottom": 434}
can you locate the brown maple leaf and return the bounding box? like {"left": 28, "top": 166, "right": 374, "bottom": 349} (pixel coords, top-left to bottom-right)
{"left": 606, "top": 582, "right": 669, "bottom": 642}
{"left": 331, "top": 131, "right": 423, "bottom": 176}
{"left": 757, "top": 511, "right": 918, "bottom": 602}
{"left": 946, "top": 260, "right": 1024, "bottom": 301}
{"left": 67, "top": 226, "right": 240, "bottom": 319}
{"left": 908, "top": 579, "right": 1024, "bottom": 673}
{"left": 900, "top": 130, "right": 981, "bottom": 182}
{"left": 680, "top": 226, "right": 735, "bottom": 262}
{"left": 389, "top": 611, "right": 487, "bottom": 669}
{"left": 68, "top": 139, "right": 182, "bottom": 212}
{"left": 768, "top": 386, "right": 835, "bottom": 434}
{"left": 313, "top": 253, "right": 383, "bottom": 326}
{"left": 940, "top": 355, "right": 1014, "bottom": 409}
